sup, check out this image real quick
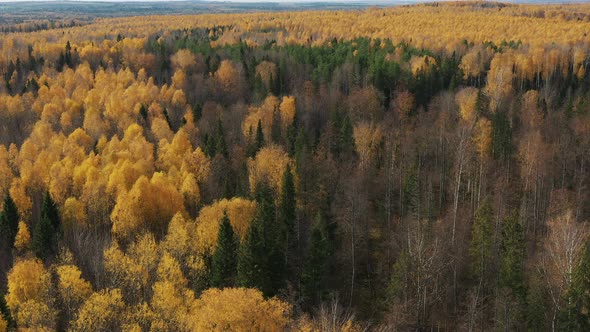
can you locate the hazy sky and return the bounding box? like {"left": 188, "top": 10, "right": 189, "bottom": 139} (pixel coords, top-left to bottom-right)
{"left": 0, "top": 0, "right": 408, "bottom": 2}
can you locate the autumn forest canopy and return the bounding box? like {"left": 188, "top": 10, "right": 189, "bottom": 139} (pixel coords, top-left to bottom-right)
{"left": 1, "top": 1, "right": 590, "bottom": 331}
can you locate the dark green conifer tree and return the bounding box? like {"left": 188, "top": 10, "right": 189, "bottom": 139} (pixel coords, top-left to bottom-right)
{"left": 210, "top": 213, "right": 239, "bottom": 288}
{"left": 469, "top": 199, "right": 494, "bottom": 283}
{"left": 255, "top": 119, "right": 265, "bottom": 152}
{"left": 33, "top": 192, "right": 60, "bottom": 260}
{"left": 0, "top": 195, "right": 19, "bottom": 251}
{"left": 215, "top": 118, "right": 228, "bottom": 158}
{"left": 302, "top": 213, "right": 331, "bottom": 305}
{"left": 499, "top": 210, "right": 525, "bottom": 296}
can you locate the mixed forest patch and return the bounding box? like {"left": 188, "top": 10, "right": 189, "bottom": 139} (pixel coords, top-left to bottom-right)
{"left": 1, "top": 2, "right": 590, "bottom": 330}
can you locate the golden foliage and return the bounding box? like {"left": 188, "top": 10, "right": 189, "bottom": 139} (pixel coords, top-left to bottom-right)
{"left": 522, "top": 90, "right": 543, "bottom": 128}
{"left": 410, "top": 55, "right": 437, "bottom": 76}
{"left": 215, "top": 60, "right": 244, "bottom": 95}
{"left": 14, "top": 220, "right": 31, "bottom": 252}
{"left": 485, "top": 52, "right": 514, "bottom": 111}
{"left": 195, "top": 198, "right": 257, "bottom": 255}
{"left": 6, "top": 258, "right": 55, "bottom": 329}
{"left": 157, "top": 253, "right": 188, "bottom": 289}
{"left": 255, "top": 61, "right": 278, "bottom": 89}
{"left": 279, "top": 96, "right": 297, "bottom": 132}
{"left": 473, "top": 118, "right": 492, "bottom": 159}
{"left": 191, "top": 288, "right": 292, "bottom": 332}
{"left": 111, "top": 172, "right": 184, "bottom": 240}
{"left": 63, "top": 197, "right": 88, "bottom": 228}
{"left": 70, "top": 289, "right": 126, "bottom": 332}
{"left": 103, "top": 242, "right": 146, "bottom": 302}
{"left": 353, "top": 122, "right": 383, "bottom": 169}
{"left": 56, "top": 265, "right": 93, "bottom": 315}
{"left": 455, "top": 87, "right": 479, "bottom": 123}
{"left": 242, "top": 95, "right": 279, "bottom": 141}
{"left": 0, "top": 146, "right": 13, "bottom": 198}
{"left": 171, "top": 49, "right": 197, "bottom": 72}
{"left": 13, "top": 300, "right": 55, "bottom": 331}
{"left": 0, "top": 316, "right": 6, "bottom": 332}
{"left": 247, "top": 145, "right": 293, "bottom": 194}
{"left": 150, "top": 281, "right": 195, "bottom": 331}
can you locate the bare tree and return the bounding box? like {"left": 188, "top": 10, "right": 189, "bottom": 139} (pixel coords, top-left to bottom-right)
{"left": 543, "top": 210, "right": 588, "bottom": 327}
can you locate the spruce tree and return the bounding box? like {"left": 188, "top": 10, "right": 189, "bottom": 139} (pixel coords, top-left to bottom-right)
{"left": 302, "top": 213, "right": 330, "bottom": 305}
{"left": 192, "top": 103, "right": 202, "bottom": 122}
{"left": 0, "top": 195, "right": 19, "bottom": 250}
{"left": 33, "top": 192, "right": 60, "bottom": 260}
{"left": 339, "top": 114, "right": 355, "bottom": 158}
{"left": 294, "top": 127, "right": 307, "bottom": 161}
{"left": 286, "top": 112, "right": 298, "bottom": 157}
{"left": 237, "top": 183, "right": 279, "bottom": 296}
{"left": 499, "top": 210, "right": 525, "bottom": 297}
{"left": 237, "top": 213, "right": 270, "bottom": 294}
{"left": 491, "top": 111, "right": 512, "bottom": 161}
{"left": 215, "top": 118, "right": 228, "bottom": 158}
{"left": 526, "top": 275, "right": 548, "bottom": 331}
{"left": 402, "top": 166, "right": 420, "bottom": 219}
{"left": 42, "top": 191, "right": 60, "bottom": 231}
{"left": 280, "top": 164, "right": 296, "bottom": 267}
{"left": 210, "top": 213, "right": 238, "bottom": 288}
{"left": 253, "top": 73, "right": 266, "bottom": 101}
{"left": 203, "top": 133, "right": 216, "bottom": 157}
{"left": 139, "top": 104, "right": 148, "bottom": 120}
{"left": 32, "top": 214, "right": 55, "bottom": 260}
{"left": 271, "top": 109, "right": 282, "bottom": 144}
{"left": 255, "top": 119, "right": 265, "bottom": 152}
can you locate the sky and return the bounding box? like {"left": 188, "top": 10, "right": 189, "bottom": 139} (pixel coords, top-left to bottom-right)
{"left": 0, "top": 0, "right": 579, "bottom": 4}
{"left": 0, "top": 0, "right": 416, "bottom": 2}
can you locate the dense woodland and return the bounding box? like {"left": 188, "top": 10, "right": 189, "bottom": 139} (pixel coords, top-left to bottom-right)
{"left": 1, "top": 1, "right": 590, "bottom": 331}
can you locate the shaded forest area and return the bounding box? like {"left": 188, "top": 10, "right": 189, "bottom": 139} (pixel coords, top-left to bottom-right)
{"left": 1, "top": 2, "right": 590, "bottom": 331}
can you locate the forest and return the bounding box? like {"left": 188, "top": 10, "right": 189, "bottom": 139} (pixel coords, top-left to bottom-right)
{"left": 1, "top": 1, "right": 590, "bottom": 330}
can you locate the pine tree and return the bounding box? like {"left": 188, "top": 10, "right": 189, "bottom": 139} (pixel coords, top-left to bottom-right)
{"left": 302, "top": 213, "right": 330, "bottom": 305}
{"left": 0, "top": 195, "right": 19, "bottom": 251}
{"left": 210, "top": 213, "right": 239, "bottom": 288}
